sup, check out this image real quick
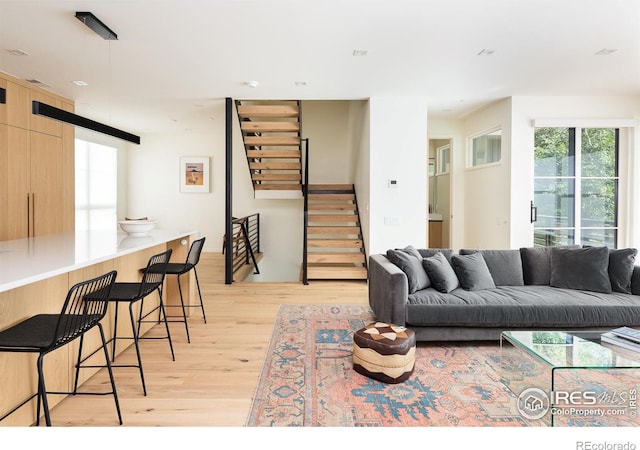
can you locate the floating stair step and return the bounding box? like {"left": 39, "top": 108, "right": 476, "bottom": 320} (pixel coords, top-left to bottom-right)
{"left": 308, "top": 184, "right": 354, "bottom": 191}
{"left": 253, "top": 173, "right": 301, "bottom": 181}
{"left": 237, "top": 105, "right": 299, "bottom": 118}
{"left": 307, "top": 226, "right": 361, "bottom": 234}
{"left": 247, "top": 150, "right": 301, "bottom": 158}
{"left": 308, "top": 193, "right": 355, "bottom": 201}
{"left": 241, "top": 121, "right": 300, "bottom": 133}
{"left": 307, "top": 214, "right": 359, "bottom": 222}
{"left": 245, "top": 136, "right": 301, "bottom": 146}
{"left": 307, "top": 265, "right": 368, "bottom": 280}
{"left": 307, "top": 239, "right": 363, "bottom": 248}
{"left": 250, "top": 162, "right": 301, "bottom": 170}
{"left": 255, "top": 184, "right": 302, "bottom": 191}
{"left": 307, "top": 203, "right": 357, "bottom": 211}
{"left": 307, "top": 252, "right": 366, "bottom": 264}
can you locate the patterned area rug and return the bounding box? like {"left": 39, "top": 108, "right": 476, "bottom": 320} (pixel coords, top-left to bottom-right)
{"left": 247, "top": 304, "right": 640, "bottom": 427}
{"left": 247, "top": 304, "right": 530, "bottom": 426}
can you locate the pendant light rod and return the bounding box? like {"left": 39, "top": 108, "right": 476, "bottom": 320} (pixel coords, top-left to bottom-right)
{"left": 32, "top": 101, "right": 140, "bottom": 145}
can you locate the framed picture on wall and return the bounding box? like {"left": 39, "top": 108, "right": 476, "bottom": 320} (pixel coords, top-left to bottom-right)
{"left": 180, "top": 156, "right": 210, "bottom": 193}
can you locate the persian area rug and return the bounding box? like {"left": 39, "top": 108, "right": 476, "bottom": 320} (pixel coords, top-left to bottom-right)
{"left": 246, "top": 304, "right": 531, "bottom": 427}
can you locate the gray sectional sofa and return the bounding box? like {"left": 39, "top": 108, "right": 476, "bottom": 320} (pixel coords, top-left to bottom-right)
{"left": 368, "top": 245, "right": 640, "bottom": 341}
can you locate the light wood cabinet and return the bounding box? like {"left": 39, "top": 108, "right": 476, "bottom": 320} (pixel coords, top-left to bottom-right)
{"left": 0, "top": 72, "right": 73, "bottom": 240}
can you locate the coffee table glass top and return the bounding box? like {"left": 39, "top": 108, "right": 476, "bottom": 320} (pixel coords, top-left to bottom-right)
{"left": 501, "top": 330, "right": 640, "bottom": 369}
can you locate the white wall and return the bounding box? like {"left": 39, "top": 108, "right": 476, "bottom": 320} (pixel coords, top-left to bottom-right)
{"left": 461, "top": 98, "right": 512, "bottom": 249}
{"left": 368, "top": 96, "right": 429, "bottom": 255}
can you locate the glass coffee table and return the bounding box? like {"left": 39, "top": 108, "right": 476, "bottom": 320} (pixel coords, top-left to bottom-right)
{"left": 500, "top": 330, "right": 640, "bottom": 426}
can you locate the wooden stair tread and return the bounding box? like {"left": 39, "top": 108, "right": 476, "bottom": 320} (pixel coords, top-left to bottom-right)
{"left": 307, "top": 238, "right": 363, "bottom": 248}
{"left": 254, "top": 184, "right": 302, "bottom": 191}
{"left": 237, "top": 105, "right": 299, "bottom": 118}
{"left": 307, "top": 214, "right": 359, "bottom": 222}
{"left": 306, "top": 265, "right": 368, "bottom": 280}
{"left": 253, "top": 173, "right": 301, "bottom": 181}
{"left": 247, "top": 150, "right": 301, "bottom": 158}
{"left": 308, "top": 193, "right": 355, "bottom": 200}
{"left": 307, "top": 226, "right": 361, "bottom": 234}
{"left": 250, "top": 162, "right": 301, "bottom": 170}
{"left": 307, "top": 253, "right": 366, "bottom": 263}
{"left": 245, "top": 136, "right": 301, "bottom": 146}
{"left": 241, "top": 121, "right": 300, "bottom": 132}
{"left": 307, "top": 184, "right": 354, "bottom": 191}
{"left": 307, "top": 203, "right": 357, "bottom": 211}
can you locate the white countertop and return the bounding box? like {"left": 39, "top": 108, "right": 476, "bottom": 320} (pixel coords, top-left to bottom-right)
{"left": 0, "top": 228, "right": 197, "bottom": 293}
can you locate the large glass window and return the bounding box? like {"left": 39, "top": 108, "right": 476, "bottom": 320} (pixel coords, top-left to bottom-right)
{"left": 75, "top": 139, "right": 117, "bottom": 231}
{"left": 533, "top": 127, "right": 618, "bottom": 247}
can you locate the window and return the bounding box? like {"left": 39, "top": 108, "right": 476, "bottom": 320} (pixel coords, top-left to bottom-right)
{"left": 532, "top": 127, "right": 619, "bottom": 247}
{"left": 436, "top": 144, "right": 450, "bottom": 174}
{"left": 75, "top": 139, "right": 117, "bottom": 231}
{"left": 470, "top": 128, "right": 501, "bottom": 167}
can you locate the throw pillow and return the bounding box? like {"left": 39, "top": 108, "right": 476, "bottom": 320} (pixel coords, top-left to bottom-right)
{"left": 418, "top": 248, "right": 454, "bottom": 262}
{"left": 386, "top": 249, "right": 430, "bottom": 294}
{"left": 400, "top": 245, "right": 423, "bottom": 260}
{"left": 459, "top": 249, "right": 524, "bottom": 286}
{"left": 422, "top": 252, "right": 460, "bottom": 293}
{"left": 608, "top": 248, "right": 638, "bottom": 294}
{"left": 549, "top": 246, "right": 612, "bottom": 293}
{"left": 451, "top": 252, "right": 496, "bottom": 291}
{"left": 520, "top": 245, "right": 580, "bottom": 285}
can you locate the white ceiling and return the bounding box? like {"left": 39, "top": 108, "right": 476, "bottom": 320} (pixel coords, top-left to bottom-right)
{"left": 1, "top": 0, "right": 639, "bottom": 135}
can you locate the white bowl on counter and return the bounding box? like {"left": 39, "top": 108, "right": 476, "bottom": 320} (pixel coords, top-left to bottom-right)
{"left": 118, "top": 220, "right": 157, "bottom": 236}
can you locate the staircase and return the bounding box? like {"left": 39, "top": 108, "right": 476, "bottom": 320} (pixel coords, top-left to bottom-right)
{"left": 305, "top": 184, "right": 368, "bottom": 281}
{"left": 235, "top": 100, "right": 303, "bottom": 199}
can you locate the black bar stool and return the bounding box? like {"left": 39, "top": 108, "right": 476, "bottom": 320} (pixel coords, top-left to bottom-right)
{"left": 0, "top": 270, "right": 120, "bottom": 426}
{"left": 102, "top": 249, "right": 174, "bottom": 396}
{"left": 143, "top": 237, "right": 207, "bottom": 343}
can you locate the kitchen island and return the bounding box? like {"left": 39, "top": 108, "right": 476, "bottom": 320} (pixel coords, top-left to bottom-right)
{"left": 0, "top": 228, "right": 198, "bottom": 426}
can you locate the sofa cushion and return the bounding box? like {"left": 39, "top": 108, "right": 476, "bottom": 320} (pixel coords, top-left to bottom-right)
{"left": 386, "top": 248, "right": 430, "bottom": 294}
{"left": 406, "top": 285, "right": 640, "bottom": 328}
{"left": 459, "top": 249, "right": 524, "bottom": 286}
{"left": 451, "top": 253, "right": 496, "bottom": 291}
{"left": 608, "top": 248, "right": 638, "bottom": 294}
{"left": 550, "top": 246, "right": 612, "bottom": 294}
{"left": 520, "top": 245, "right": 580, "bottom": 285}
{"left": 422, "top": 252, "right": 459, "bottom": 293}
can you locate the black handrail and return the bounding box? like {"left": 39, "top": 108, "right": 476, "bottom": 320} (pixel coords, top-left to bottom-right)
{"left": 302, "top": 138, "right": 310, "bottom": 285}
{"left": 223, "top": 213, "right": 261, "bottom": 279}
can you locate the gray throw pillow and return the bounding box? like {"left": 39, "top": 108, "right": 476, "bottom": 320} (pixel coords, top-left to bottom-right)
{"left": 608, "top": 248, "right": 638, "bottom": 294}
{"left": 400, "top": 245, "right": 423, "bottom": 260}
{"left": 459, "top": 249, "right": 524, "bottom": 286}
{"left": 422, "top": 252, "right": 460, "bottom": 293}
{"left": 550, "top": 246, "right": 612, "bottom": 293}
{"left": 520, "top": 245, "right": 580, "bottom": 285}
{"left": 386, "top": 249, "right": 430, "bottom": 294}
{"left": 451, "top": 252, "right": 496, "bottom": 291}
{"left": 418, "top": 248, "right": 454, "bottom": 262}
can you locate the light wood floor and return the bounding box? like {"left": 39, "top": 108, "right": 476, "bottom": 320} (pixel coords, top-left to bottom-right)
{"left": 45, "top": 252, "right": 369, "bottom": 427}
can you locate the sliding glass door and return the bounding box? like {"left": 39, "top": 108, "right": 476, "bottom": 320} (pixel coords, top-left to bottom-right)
{"left": 533, "top": 127, "right": 619, "bottom": 247}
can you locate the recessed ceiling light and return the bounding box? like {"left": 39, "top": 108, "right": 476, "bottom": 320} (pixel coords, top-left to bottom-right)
{"left": 595, "top": 48, "right": 617, "bottom": 56}
{"left": 477, "top": 49, "right": 496, "bottom": 56}
{"left": 246, "top": 80, "right": 258, "bottom": 88}
{"left": 25, "top": 78, "right": 50, "bottom": 87}
{"left": 294, "top": 81, "right": 307, "bottom": 86}
{"left": 7, "top": 49, "right": 29, "bottom": 56}
{"left": 71, "top": 80, "right": 89, "bottom": 86}
{"left": 353, "top": 49, "right": 368, "bottom": 56}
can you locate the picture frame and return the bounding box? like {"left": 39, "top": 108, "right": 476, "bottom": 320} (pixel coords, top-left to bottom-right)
{"left": 180, "top": 156, "right": 210, "bottom": 193}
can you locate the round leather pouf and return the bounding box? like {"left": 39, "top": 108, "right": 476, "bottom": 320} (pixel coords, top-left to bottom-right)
{"left": 352, "top": 322, "right": 416, "bottom": 384}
